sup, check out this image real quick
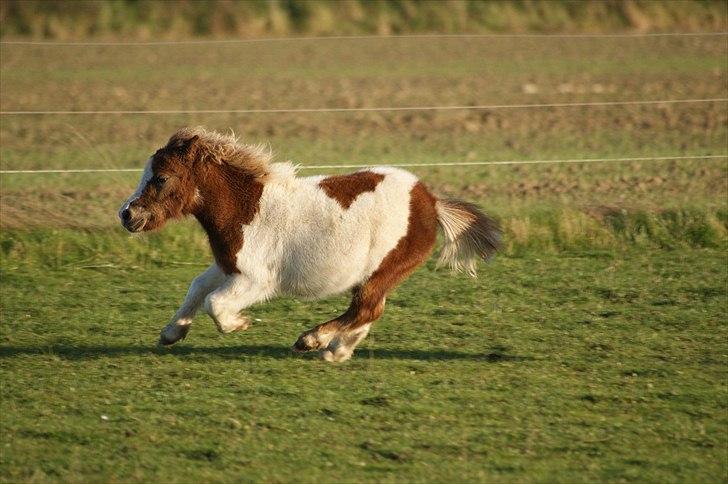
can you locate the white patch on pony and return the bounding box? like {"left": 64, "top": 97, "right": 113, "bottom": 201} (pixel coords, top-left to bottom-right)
{"left": 234, "top": 164, "right": 418, "bottom": 299}
{"left": 203, "top": 274, "right": 273, "bottom": 333}
{"left": 119, "top": 157, "right": 153, "bottom": 216}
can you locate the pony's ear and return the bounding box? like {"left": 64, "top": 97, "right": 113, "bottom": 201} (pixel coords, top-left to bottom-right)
{"left": 185, "top": 135, "right": 200, "bottom": 147}
{"left": 168, "top": 134, "right": 200, "bottom": 159}
{"left": 184, "top": 135, "right": 201, "bottom": 161}
{"left": 176, "top": 134, "right": 198, "bottom": 151}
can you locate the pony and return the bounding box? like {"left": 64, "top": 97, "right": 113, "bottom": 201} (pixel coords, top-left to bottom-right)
{"left": 119, "top": 127, "right": 500, "bottom": 362}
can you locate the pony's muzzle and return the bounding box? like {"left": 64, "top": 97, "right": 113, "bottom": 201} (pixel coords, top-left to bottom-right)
{"left": 119, "top": 207, "right": 137, "bottom": 232}
{"left": 119, "top": 205, "right": 147, "bottom": 232}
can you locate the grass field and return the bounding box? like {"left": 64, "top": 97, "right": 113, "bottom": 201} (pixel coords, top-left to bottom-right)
{"left": 1, "top": 250, "right": 726, "bottom": 482}
{"left": 1, "top": 33, "right": 727, "bottom": 482}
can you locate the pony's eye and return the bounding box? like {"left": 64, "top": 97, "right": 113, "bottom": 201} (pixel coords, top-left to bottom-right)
{"left": 154, "top": 175, "right": 168, "bottom": 186}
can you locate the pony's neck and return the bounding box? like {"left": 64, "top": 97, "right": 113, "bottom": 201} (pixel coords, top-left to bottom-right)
{"left": 192, "top": 164, "right": 264, "bottom": 273}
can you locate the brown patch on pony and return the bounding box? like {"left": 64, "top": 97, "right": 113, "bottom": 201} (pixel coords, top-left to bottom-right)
{"left": 166, "top": 128, "right": 268, "bottom": 273}
{"left": 293, "top": 182, "right": 438, "bottom": 351}
{"left": 193, "top": 163, "right": 264, "bottom": 274}
{"left": 350, "top": 181, "right": 439, "bottom": 327}
{"left": 318, "top": 171, "right": 385, "bottom": 209}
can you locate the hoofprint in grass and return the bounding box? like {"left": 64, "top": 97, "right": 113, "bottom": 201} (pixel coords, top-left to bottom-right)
{"left": 120, "top": 127, "right": 500, "bottom": 361}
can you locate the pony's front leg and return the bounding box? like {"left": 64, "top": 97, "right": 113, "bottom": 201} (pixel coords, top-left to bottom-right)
{"left": 159, "top": 264, "right": 225, "bottom": 345}
{"left": 203, "top": 275, "right": 270, "bottom": 334}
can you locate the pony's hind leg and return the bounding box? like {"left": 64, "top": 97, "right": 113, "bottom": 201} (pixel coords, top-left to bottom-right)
{"left": 293, "top": 181, "right": 439, "bottom": 362}
{"left": 292, "top": 286, "right": 385, "bottom": 362}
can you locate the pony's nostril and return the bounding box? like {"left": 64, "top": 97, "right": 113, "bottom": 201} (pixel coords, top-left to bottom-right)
{"left": 121, "top": 209, "right": 131, "bottom": 222}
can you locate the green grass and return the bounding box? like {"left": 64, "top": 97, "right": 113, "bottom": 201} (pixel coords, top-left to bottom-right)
{"left": 1, "top": 250, "right": 726, "bottom": 482}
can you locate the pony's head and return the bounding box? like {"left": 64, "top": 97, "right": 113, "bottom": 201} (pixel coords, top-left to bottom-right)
{"left": 119, "top": 130, "right": 202, "bottom": 232}
{"left": 119, "top": 127, "right": 272, "bottom": 233}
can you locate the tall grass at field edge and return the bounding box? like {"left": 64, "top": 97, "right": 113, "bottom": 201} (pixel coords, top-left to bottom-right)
{"left": 503, "top": 206, "right": 727, "bottom": 255}
{"left": 2, "top": 207, "right": 725, "bottom": 269}
{"left": 0, "top": 0, "right": 726, "bottom": 40}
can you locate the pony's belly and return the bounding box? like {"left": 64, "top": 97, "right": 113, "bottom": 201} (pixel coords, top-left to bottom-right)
{"left": 278, "top": 244, "right": 371, "bottom": 298}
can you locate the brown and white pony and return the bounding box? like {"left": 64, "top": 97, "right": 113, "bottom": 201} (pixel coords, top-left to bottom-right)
{"left": 119, "top": 127, "right": 500, "bottom": 361}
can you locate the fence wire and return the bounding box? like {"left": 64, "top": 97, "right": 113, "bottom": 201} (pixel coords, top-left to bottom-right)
{"left": 1, "top": 31, "right": 727, "bottom": 46}
{"left": 1, "top": 98, "right": 725, "bottom": 116}
{"left": 2, "top": 154, "right": 725, "bottom": 175}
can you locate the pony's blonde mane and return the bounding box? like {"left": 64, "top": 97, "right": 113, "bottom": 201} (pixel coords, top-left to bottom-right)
{"left": 169, "top": 126, "right": 273, "bottom": 179}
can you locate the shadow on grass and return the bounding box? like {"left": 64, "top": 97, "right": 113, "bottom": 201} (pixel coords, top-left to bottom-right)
{"left": 0, "top": 344, "right": 534, "bottom": 362}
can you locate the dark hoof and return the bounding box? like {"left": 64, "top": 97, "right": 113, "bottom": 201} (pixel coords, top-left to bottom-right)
{"left": 157, "top": 325, "right": 190, "bottom": 347}
{"left": 292, "top": 339, "right": 309, "bottom": 353}
{"left": 292, "top": 332, "right": 319, "bottom": 353}
{"left": 157, "top": 335, "right": 177, "bottom": 347}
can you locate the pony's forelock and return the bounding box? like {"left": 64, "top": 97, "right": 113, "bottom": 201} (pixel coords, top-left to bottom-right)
{"left": 168, "top": 126, "right": 273, "bottom": 179}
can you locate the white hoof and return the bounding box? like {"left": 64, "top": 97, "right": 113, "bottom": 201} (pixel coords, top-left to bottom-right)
{"left": 204, "top": 295, "right": 251, "bottom": 334}
{"left": 211, "top": 313, "right": 250, "bottom": 334}
{"left": 320, "top": 339, "right": 354, "bottom": 362}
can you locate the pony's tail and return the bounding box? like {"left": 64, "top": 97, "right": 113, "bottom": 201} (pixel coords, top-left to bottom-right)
{"left": 435, "top": 198, "right": 501, "bottom": 277}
